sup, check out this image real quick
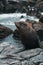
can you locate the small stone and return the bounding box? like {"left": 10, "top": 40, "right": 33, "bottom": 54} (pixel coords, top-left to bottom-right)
{"left": 22, "top": 60, "right": 29, "bottom": 65}
{"left": 39, "top": 63, "right": 43, "bottom": 65}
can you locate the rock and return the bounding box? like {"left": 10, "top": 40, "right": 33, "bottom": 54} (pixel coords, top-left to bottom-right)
{"left": 37, "top": 29, "right": 43, "bottom": 41}
{"left": 39, "top": 16, "right": 43, "bottom": 23}
{"left": 33, "top": 22, "right": 43, "bottom": 31}
{"left": 39, "top": 41, "right": 43, "bottom": 48}
{"left": 0, "top": 42, "right": 43, "bottom": 65}
{"left": 14, "top": 21, "right": 40, "bottom": 49}
{"left": 22, "top": 60, "right": 29, "bottom": 65}
{"left": 32, "top": 22, "right": 43, "bottom": 41}
{"left": 39, "top": 63, "right": 43, "bottom": 65}
{"left": 20, "top": 15, "right": 24, "bottom": 19}
{"left": 32, "top": 16, "right": 43, "bottom": 41}
{"left": 35, "top": 0, "right": 43, "bottom": 12}
{"left": 30, "top": 54, "right": 43, "bottom": 64}
{"left": 0, "top": 42, "right": 24, "bottom": 55}
{"left": 0, "top": 0, "right": 42, "bottom": 14}
{"left": 0, "top": 24, "right": 13, "bottom": 39}
{"left": 18, "top": 48, "right": 42, "bottom": 59}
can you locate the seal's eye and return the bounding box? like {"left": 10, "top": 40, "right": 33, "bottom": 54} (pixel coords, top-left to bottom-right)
{"left": 20, "top": 22, "right": 27, "bottom": 27}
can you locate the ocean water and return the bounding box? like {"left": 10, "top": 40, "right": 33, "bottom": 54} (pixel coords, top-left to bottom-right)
{"left": 0, "top": 13, "right": 39, "bottom": 49}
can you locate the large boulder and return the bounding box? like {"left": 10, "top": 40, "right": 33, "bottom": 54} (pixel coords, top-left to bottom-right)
{"left": 32, "top": 16, "right": 43, "bottom": 41}
{"left": 0, "top": 24, "right": 13, "bottom": 39}
{"left": 32, "top": 22, "right": 43, "bottom": 41}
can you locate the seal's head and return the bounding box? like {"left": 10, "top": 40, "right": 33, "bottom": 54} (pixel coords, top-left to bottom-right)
{"left": 15, "top": 21, "right": 33, "bottom": 33}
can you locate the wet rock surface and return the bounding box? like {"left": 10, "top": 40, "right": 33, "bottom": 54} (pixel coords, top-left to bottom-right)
{"left": 0, "top": 0, "right": 43, "bottom": 15}
{"left": 0, "top": 42, "right": 43, "bottom": 65}
{"left": 32, "top": 22, "right": 43, "bottom": 40}
{"left": 0, "top": 24, "right": 13, "bottom": 39}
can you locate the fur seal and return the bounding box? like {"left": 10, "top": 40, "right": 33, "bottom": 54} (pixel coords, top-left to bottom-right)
{"left": 14, "top": 22, "right": 40, "bottom": 49}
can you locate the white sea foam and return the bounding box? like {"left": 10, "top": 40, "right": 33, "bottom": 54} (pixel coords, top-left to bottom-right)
{"left": 41, "top": 12, "right": 43, "bottom": 15}
{"left": 27, "top": 16, "right": 39, "bottom": 22}
{"left": 0, "top": 13, "right": 39, "bottom": 26}
{"left": 0, "top": 21, "right": 15, "bottom": 25}
{"left": 0, "top": 13, "right": 26, "bottom": 19}
{"left": 20, "top": 18, "right": 26, "bottom": 22}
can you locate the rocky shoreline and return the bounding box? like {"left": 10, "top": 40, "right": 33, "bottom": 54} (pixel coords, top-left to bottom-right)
{"left": 0, "top": 15, "right": 43, "bottom": 65}
{"left": 0, "top": 0, "right": 43, "bottom": 65}
{"left": 0, "top": 42, "right": 43, "bottom": 65}
{"left": 0, "top": 0, "right": 43, "bottom": 17}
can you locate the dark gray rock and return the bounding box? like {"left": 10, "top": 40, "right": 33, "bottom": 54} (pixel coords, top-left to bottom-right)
{"left": 17, "top": 48, "right": 42, "bottom": 59}
{"left": 39, "top": 63, "right": 43, "bottom": 65}
{"left": 0, "top": 24, "right": 13, "bottom": 39}
{"left": 30, "top": 54, "right": 43, "bottom": 64}
{"left": 32, "top": 22, "right": 43, "bottom": 41}
{"left": 0, "top": 0, "right": 42, "bottom": 14}
{"left": 0, "top": 42, "right": 43, "bottom": 65}
{"left": 0, "top": 42, "right": 23, "bottom": 55}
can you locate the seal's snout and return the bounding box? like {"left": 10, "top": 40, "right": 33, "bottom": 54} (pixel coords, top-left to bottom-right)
{"left": 15, "top": 22, "right": 20, "bottom": 29}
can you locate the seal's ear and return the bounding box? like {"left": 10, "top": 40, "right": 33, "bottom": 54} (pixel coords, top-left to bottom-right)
{"left": 14, "top": 22, "right": 19, "bottom": 26}
{"left": 14, "top": 22, "right": 17, "bottom": 24}
{"left": 14, "top": 22, "right": 18, "bottom": 26}
{"left": 14, "top": 22, "right": 21, "bottom": 29}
